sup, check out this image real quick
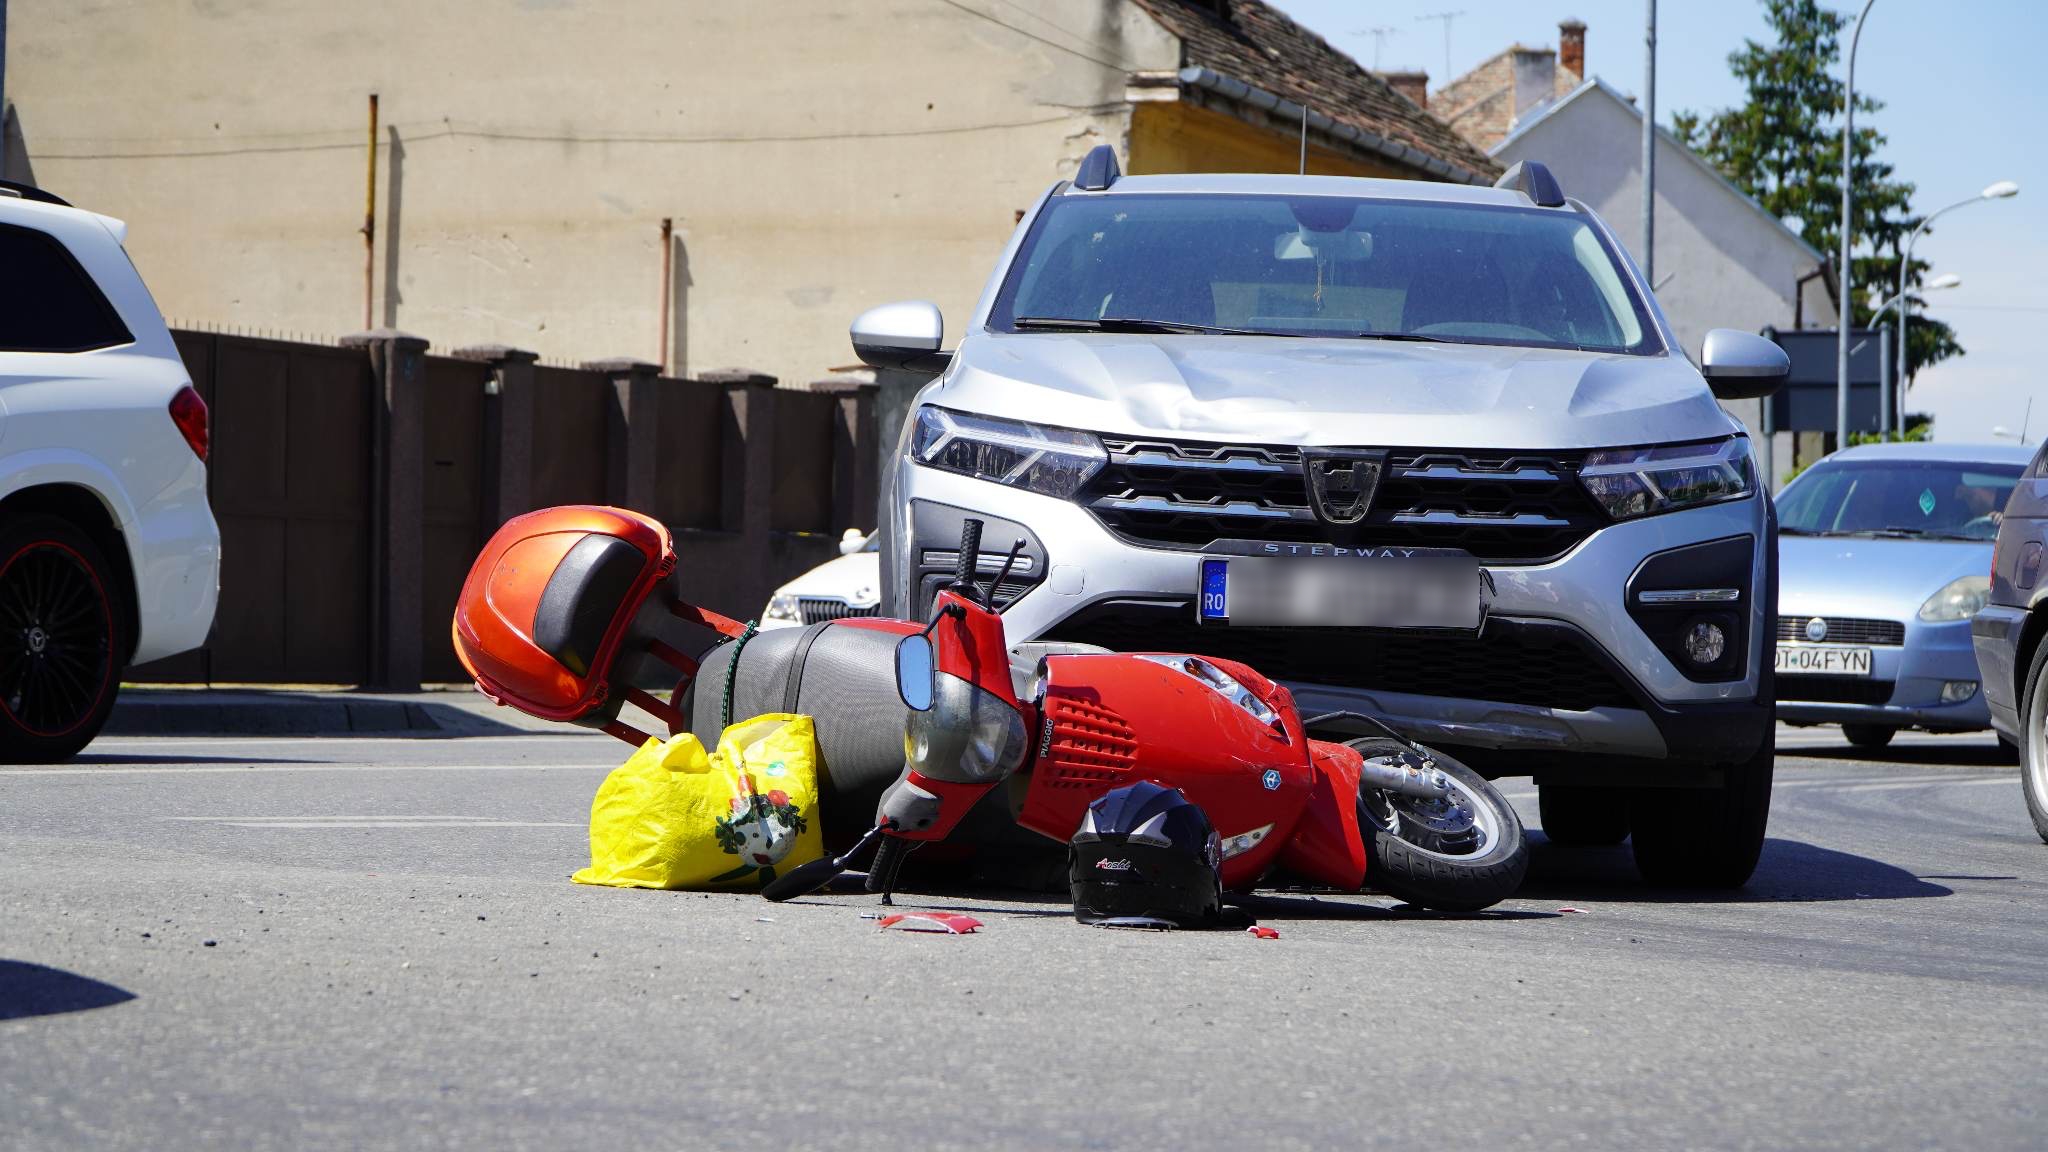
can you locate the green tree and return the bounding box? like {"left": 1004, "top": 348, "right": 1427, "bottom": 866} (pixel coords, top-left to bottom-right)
{"left": 1673, "top": 0, "right": 1961, "bottom": 384}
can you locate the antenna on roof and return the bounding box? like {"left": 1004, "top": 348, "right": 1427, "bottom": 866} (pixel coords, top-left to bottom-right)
{"left": 1073, "top": 145, "right": 1121, "bottom": 191}
{"left": 1416, "top": 10, "right": 1465, "bottom": 81}
{"left": 1355, "top": 25, "right": 1398, "bottom": 70}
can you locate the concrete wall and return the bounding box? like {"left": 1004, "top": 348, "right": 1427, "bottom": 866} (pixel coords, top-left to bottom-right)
{"left": 1495, "top": 84, "right": 1838, "bottom": 476}
{"left": 3, "top": 0, "right": 1179, "bottom": 385}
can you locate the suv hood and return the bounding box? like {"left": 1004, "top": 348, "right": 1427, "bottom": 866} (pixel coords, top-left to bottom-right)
{"left": 933, "top": 332, "right": 1734, "bottom": 449}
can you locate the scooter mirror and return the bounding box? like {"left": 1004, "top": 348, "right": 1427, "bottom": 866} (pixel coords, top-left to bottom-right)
{"left": 895, "top": 634, "right": 935, "bottom": 711}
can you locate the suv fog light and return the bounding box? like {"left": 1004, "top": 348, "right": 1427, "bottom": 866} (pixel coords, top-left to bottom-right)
{"left": 1941, "top": 680, "right": 1979, "bottom": 704}
{"left": 1683, "top": 620, "right": 1726, "bottom": 665}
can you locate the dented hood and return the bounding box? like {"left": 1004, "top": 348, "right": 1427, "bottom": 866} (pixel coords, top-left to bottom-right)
{"left": 932, "top": 332, "right": 1736, "bottom": 449}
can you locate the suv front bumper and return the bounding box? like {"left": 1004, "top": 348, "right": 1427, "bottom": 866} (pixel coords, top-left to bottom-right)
{"left": 890, "top": 460, "right": 1772, "bottom": 767}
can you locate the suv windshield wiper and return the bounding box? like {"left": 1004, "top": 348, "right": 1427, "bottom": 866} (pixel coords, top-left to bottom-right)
{"left": 1347, "top": 331, "right": 1461, "bottom": 344}
{"left": 1012, "top": 316, "right": 1267, "bottom": 336}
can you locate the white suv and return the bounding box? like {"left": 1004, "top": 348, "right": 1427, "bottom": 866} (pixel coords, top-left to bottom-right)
{"left": 853, "top": 154, "right": 1791, "bottom": 887}
{"left": 0, "top": 182, "right": 219, "bottom": 761}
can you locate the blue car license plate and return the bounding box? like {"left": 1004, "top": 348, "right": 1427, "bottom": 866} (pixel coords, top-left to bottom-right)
{"left": 1199, "top": 553, "right": 1482, "bottom": 629}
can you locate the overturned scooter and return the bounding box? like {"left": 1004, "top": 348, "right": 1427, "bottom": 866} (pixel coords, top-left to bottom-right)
{"left": 452, "top": 506, "right": 1528, "bottom": 913}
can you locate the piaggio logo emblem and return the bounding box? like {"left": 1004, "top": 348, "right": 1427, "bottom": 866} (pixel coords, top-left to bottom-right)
{"left": 1261, "top": 769, "right": 1282, "bottom": 791}
{"left": 1303, "top": 449, "right": 1386, "bottom": 527}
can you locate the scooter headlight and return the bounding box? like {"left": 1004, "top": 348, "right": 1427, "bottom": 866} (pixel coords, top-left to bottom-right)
{"left": 910, "top": 406, "right": 1106, "bottom": 499}
{"left": 1136, "top": 654, "right": 1280, "bottom": 729}
{"left": 1580, "top": 436, "right": 1753, "bottom": 520}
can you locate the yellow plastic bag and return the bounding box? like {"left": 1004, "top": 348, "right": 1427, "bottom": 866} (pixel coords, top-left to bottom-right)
{"left": 572, "top": 713, "right": 825, "bottom": 890}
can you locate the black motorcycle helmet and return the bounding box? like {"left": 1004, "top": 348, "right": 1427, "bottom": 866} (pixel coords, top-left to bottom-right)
{"left": 1069, "top": 781, "right": 1223, "bottom": 928}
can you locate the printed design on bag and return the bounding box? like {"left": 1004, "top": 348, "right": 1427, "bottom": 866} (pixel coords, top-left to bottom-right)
{"left": 711, "top": 775, "right": 809, "bottom": 883}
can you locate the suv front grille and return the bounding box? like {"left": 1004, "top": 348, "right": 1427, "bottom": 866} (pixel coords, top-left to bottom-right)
{"left": 1773, "top": 616, "right": 1906, "bottom": 646}
{"left": 1082, "top": 437, "right": 1607, "bottom": 563}
{"left": 797, "top": 598, "right": 878, "bottom": 625}
{"left": 1042, "top": 613, "right": 1639, "bottom": 712}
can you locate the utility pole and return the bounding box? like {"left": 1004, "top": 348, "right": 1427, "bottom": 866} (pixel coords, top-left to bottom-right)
{"left": 1836, "top": 0, "right": 1877, "bottom": 452}
{"left": 1641, "top": 0, "right": 1656, "bottom": 286}
{"left": 1416, "top": 11, "right": 1465, "bottom": 83}
{"left": 1356, "top": 25, "right": 1398, "bottom": 71}
{"left": 362, "top": 93, "right": 378, "bottom": 332}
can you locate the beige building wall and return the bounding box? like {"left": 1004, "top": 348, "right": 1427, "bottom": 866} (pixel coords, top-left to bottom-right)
{"left": 4, "top": 1, "right": 1179, "bottom": 383}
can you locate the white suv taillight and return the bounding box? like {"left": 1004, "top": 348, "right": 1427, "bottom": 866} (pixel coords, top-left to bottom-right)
{"left": 168, "top": 385, "right": 208, "bottom": 462}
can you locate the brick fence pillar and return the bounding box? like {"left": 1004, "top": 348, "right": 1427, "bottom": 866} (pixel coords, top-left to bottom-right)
{"left": 341, "top": 327, "right": 428, "bottom": 691}
{"left": 453, "top": 344, "right": 538, "bottom": 525}
{"left": 804, "top": 376, "right": 880, "bottom": 533}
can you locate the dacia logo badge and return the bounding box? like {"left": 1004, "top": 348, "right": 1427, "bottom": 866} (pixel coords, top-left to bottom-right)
{"left": 1805, "top": 617, "right": 1828, "bottom": 642}
{"left": 1303, "top": 449, "right": 1386, "bottom": 526}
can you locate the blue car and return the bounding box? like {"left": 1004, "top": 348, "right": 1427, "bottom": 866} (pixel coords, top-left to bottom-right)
{"left": 1773, "top": 441, "right": 2031, "bottom": 750}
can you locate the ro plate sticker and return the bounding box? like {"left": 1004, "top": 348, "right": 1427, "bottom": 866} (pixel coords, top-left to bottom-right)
{"left": 1200, "top": 558, "right": 1229, "bottom": 620}
{"left": 1919, "top": 488, "right": 1937, "bottom": 516}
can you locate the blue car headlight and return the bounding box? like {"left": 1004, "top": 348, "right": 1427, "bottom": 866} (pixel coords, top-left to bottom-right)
{"left": 1579, "top": 436, "right": 1753, "bottom": 520}
{"left": 1918, "top": 575, "right": 1991, "bottom": 622}
{"left": 910, "top": 406, "right": 1107, "bottom": 499}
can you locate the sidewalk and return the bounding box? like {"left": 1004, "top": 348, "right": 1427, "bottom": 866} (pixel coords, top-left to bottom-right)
{"left": 107, "top": 687, "right": 573, "bottom": 738}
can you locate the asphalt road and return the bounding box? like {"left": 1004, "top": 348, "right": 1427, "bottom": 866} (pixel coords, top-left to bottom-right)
{"left": 4, "top": 724, "right": 2044, "bottom": 1151}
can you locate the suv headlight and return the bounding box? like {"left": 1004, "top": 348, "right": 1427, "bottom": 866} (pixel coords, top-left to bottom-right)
{"left": 1918, "top": 575, "right": 1991, "bottom": 622}
{"left": 1580, "top": 436, "right": 1753, "bottom": 519}
{"left": 910, "top": 406, "right": 1106, "bottom": 499}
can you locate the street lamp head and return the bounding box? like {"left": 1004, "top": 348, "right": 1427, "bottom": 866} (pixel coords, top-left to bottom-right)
{"left": 1927, "top": 273, "right": 1962, "bottom": 291}
{"left": 1983, "top": 180, "right": 2021, "bottom": 200}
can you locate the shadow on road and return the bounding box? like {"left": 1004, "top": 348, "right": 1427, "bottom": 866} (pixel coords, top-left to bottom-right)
{"left": 1520, "top": 836, "right": 1954, "bottom": 904}
{"left": 0, "top": 961, "right": 137, "bottom": 1021}
{"left": 1783, "top": 742, "right": 2015, "bottom": 768}
{"left": 68, "top": 753, "right": 321, "bottom": 766}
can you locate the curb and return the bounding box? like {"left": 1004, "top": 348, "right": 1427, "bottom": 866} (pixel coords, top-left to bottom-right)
{"left": 106, "top": 692, "right": 545, "bottom": 738}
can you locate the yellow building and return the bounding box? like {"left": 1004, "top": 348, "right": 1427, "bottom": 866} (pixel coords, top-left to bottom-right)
{"left": 2, "top": 0, "right": 1497, "bottom": 383}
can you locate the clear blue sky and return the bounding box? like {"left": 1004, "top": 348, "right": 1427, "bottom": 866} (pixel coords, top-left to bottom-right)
{"left": 1272, "top": 0, "right": 2048, "bottom": 444}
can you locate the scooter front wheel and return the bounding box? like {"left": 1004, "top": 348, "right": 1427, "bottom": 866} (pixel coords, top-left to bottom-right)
{"left": 1349, "top": 738, "right": 1528, "bottom": 913}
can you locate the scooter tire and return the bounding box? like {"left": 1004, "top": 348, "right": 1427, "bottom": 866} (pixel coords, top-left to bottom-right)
{"left": 1352, "top": 739, "right": 1529, "bottom": 913}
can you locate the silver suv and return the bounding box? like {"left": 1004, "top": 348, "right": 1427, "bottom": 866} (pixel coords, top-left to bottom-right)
{"left": 853, "top": 153, "right": 1789, "bottom": 887}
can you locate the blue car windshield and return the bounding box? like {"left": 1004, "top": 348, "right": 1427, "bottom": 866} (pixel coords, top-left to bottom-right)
{"left": 1777, "top": 460, "right": 2023, "bottom": 540}
{"left": 990, "top": 193, "right": 1661, "bottom": 354}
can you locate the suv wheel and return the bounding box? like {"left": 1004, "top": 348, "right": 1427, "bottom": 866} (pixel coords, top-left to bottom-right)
{"left": 2018, "top": 639, "right": 2048, "bottom": 844}
{"left": 1537, "top": 784, "right": 1631, "bottom": 845}
{"left": 0, "top": 516, "right": 124, "bottom": 763}
{"left": 1628, "top": 729, "right": 1774, "bottom": 888}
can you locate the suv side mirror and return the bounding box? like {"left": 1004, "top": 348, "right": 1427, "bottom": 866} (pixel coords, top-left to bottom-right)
{"left": 1700, "top": 329, "right": 1790, "bottom": 400}
{"left": 851, "top": 301, "right": 951, "bottom": 375}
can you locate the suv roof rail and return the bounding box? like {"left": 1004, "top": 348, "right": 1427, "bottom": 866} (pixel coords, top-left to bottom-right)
{"left": 1073, "top": 145, "right": 1122, "bottom": 192}
{"left": 1494, "top": 161, "right": 1565, "bottom": 208}
{"left": 0, "top": 179, "right": 72, "bottom": 207}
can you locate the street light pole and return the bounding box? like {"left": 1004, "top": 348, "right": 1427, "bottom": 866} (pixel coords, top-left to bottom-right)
{"left": 1836, "top": 0, "right": 1876, "bottom": 452}
{"left": 1894, "top": 181, "right": 2019, "bottom": 435}
{"left": 1869, "top": 273, "right": 1961, "bottom": 437}
{"left": 1642, "top": 0, "right": 1656, "bottom": 284}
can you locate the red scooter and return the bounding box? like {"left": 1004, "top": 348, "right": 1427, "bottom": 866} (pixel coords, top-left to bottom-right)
{"left": 453, "top": 506, "right": 1528, "bottom": 912}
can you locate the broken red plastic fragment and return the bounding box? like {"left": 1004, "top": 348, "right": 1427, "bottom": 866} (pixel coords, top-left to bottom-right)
{"left": 1557, "top": 907, "right": 1590, "bottom": 915}
{"left": 1246, "top": 925, "right": 1279, "bottom": 940}
{"left": 877, "top": 913, "right": 983, "bottom": 934}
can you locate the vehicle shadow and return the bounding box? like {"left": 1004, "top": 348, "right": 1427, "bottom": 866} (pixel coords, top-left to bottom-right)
{"left": 1519, "top": 835, "right": 1954, "bottom": 903}
{"left": 66, "top": 754, "right": 320, "bottom": 766}
{"left": 0, "top": 961, "right": 137, "bottom": 1021}
{"left": 1784, "top": 743, "right": 2015, "bottom": 768}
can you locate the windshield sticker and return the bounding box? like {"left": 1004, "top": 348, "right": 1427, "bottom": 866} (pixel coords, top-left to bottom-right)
{"left": 1919, "top": 488, "right": 1937, "bottom": 516}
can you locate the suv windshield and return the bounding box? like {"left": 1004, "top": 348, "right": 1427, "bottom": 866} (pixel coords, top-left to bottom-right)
{"left": 991, "top": 193, "right": 1659, "bottom": 354}
{"left": 1777, "top": 459, "right": 2023, "bottom": 540}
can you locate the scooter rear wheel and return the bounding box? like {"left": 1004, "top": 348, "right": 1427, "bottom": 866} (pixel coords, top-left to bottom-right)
{"left": 1349, "top": 739, "right": 1528, "bottom": 913}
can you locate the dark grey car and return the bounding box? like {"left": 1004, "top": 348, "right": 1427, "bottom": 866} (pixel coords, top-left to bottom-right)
{"left": 1969, "top": 437, "right": 2048, "bottom": 842}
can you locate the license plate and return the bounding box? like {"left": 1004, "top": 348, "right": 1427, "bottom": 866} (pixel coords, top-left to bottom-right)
{"left": 1198, "top": 553, "right": 1481, "bottom": 629}
{"left": 1774, "top": 645, "right": 1873, "bottom": 676}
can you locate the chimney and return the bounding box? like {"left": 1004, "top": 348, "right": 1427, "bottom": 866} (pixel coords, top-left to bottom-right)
{"left": 1383, "top": 70, "right": 1429, "bottom": 110}
{"left": 1559, "top": 19, "right": 1586, "bottom": 80}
